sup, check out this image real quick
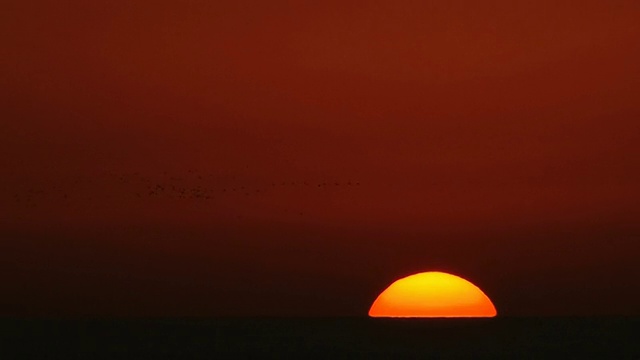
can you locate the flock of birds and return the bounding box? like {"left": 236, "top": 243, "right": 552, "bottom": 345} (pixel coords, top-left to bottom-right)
{"left": 7, "top": 169, "right": 362, "bottom": 208}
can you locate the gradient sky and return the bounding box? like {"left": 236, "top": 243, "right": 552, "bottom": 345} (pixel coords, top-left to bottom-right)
{"left": 1, "top": 0, "right": 639, "bottom": 316}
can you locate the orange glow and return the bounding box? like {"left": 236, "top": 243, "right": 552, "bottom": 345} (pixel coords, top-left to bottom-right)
{"left": 369, "top": 272, "right": 497, "bottom": 318}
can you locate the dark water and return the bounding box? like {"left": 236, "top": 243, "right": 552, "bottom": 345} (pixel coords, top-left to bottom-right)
{"left": 2, "top": 317, "right": 639, "bottom": 358}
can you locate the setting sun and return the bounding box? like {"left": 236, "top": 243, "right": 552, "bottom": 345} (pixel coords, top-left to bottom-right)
{"left": 369, "top": 272, "right": 497, "bottom": 318}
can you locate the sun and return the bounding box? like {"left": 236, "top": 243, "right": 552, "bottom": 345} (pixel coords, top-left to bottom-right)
{"left": 369, "top": 271, "right": 497, "bottom": 318}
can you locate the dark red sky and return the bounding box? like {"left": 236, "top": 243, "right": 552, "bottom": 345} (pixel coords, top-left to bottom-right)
{"left": 1, "top": 0, "right": 639, "bottom": 316}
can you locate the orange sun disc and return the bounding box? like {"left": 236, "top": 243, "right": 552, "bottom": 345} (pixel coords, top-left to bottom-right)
{"left": 369, "top": 271, "right": 497, "bottom": 318}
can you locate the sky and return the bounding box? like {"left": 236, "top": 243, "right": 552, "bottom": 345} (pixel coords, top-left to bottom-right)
{"left": 1, "top": 0, "right": 639, "bottom": 316}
